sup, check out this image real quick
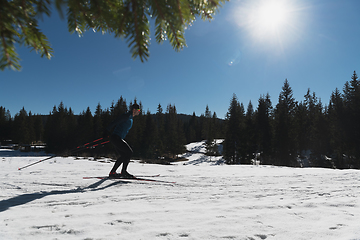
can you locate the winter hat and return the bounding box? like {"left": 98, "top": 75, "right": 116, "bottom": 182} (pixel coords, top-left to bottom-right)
{"left": 131, "top": 103, "right": 140, "bottom": 111}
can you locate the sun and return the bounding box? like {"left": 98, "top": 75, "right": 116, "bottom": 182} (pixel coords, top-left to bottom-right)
{"left": 256, "top": 1, "right": 289, "bottom": 30}
{"left": 232, "top": 0, "right": 303, "bottom": 48}
{"left": 250, "top": 0, "right": 293, "bottom": 40}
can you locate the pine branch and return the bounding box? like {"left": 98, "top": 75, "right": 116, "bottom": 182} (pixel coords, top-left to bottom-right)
{"left": 1, "top": 0, "right": 228, "bottom": 70}
{"left": 169, "top": 24, "right": 182, "bottom": 51}
{"left": 0, "top": 1, "right": 21, "bottom": 70}
{"left": 128, "top": 0, "right": 149, "bottom": 62}
{"left": 176, "top": 0, "right": 184, "bottom": 25}
{"left": 132, "top": 0, "right": 142, "bottom": 58}
{"left": 114, "top": 3, "right": 128, "bottom": 37}
{"left": 152, "top": 0, "right": 167, "bottom": 43}
{"left": 0, "top": 31, "right": 11, "bottom": 67}
{"left": 0, "top": 30, "right": 21, "bottom": 71}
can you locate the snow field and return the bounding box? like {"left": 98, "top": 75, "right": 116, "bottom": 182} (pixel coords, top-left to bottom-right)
{"left": 1, "top": 147, "right": 360, "bottom": 240}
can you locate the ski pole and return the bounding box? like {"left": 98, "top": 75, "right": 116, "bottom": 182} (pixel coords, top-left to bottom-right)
{"left": 18, "top": 137, "right": 111, "bottom": 170}
{"left": 18, "top": 155, "right": 56, "bottom": 170}
{"left": 70, "top": 137, "right": 110, "bottom": 154}
{"left": 75, "top": 137, "right": 107, "bottom": 150}
{"left": 89, "top": 140, "right": 110, "bottom": 149}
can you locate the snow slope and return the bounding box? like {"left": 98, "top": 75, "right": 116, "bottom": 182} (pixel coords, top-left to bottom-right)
{"left": 1, "top": 142, "right": 360, "bottom": 240}
{"left": 180, "top": 139, "right": 224, "bottom": 165}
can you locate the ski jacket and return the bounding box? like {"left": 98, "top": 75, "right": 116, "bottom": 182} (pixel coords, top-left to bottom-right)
{"left": 107, "top": 112, "right": 133, "bottom": 139}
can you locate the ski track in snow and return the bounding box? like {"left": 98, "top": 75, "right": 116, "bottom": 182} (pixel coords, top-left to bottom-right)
{"left": 1, "top": 145, "right": 360, "bottom": 240}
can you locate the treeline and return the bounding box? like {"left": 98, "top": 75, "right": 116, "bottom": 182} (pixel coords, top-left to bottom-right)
{"left": 1, "top": 71, "right": 359, "bottom": 169}
{"left": 0, "top": 97, "right": 225, "bottom": 161}
{"left": 223, "top": 71, "right": 360, "bottom": 169}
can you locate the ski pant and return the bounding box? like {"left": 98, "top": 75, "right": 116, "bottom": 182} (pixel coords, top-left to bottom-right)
{"left": 109, "top": 134, "right": 133, "bottom": 173}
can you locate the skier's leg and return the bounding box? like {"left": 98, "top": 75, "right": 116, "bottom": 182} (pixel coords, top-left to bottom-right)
{"left": 110, "top": 157, "right": 123, "bottom": 173}
{"left": 109, "top": 135, "right": 125, "bottom": 174}
{"left": 121, "top": 160, "right": 130, "bottom": 173}
{"left": 119, "top": 139, "right": 133, "bottom": 175}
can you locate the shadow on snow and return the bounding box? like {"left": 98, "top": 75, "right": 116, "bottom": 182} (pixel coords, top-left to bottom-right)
{"left": 0, "top": 178, "right": 128, "bottom": 212}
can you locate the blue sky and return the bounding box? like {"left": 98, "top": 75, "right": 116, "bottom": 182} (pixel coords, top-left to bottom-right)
{"left": 1, "top": 0, "right": 360, "bottom": 119}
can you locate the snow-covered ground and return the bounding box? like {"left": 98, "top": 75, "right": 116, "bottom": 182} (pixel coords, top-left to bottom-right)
{"left": 180, "top": 139, "right": 224, "bottom": 165}
{"left": 1, "top": 141, "right": 360, "bottom": 240}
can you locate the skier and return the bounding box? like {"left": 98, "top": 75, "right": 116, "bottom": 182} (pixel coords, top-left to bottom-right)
{"left": 107, "top": 103, "right": 140, "bottom": 178}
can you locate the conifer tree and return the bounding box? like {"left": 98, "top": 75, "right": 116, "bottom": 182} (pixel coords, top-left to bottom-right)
{"left": 185, "top": 112, "right": 198, "bottom": 143}
{"left": 126, "top": 99, "right": 144, "bottom": 156}
{"left": 223, "top": 94, "right": 244, "bottom": 164}
{"left": 328, "top": 88, "right": 346, "bottom": 168}
{"left": 212, "top": 112, "right": 220, "bottom": 139}
{"left": 45, "top": 102, "right": 77, "bottom": 153}
{"left": 111, "top": 96, "right": 127, "bottom": 118}
{"left": 237, "top": 102, "right": 247, "bottom": 163}
{"left": 342, "top": 71, "right": 360, "bottom": 167}
{"left": 203, "top": 105, "right": 216, "bottom": 156}
{"left": 45, "top": 104, "right": 60, "bottom": 152}
{"left": 244, "top": 100, "right": 256, "bottom": 163}
{"left": 66, "top": 107, "right": 78, "bottom": 150}
{"left": 294, "top": 89, "right": 320, "bottom": 163}
{"left": 176, "top": 117, "right": 187, "bottom": 155}
{"left": 13, "top": 107, "right": 30, "bottom": 144}
{"left": 27, "top": 111, "right": 36, "bottom": 143}
{"left": 294, "top": 101, "right": 307, "bottom": 156}
{"left": 155, "top": 103, "right": 165, "bottom": 157}
{"left": 202, "top": 105, "right": 211, "bottom": 140}
{"left": 255, "top": 93, "right": 273, "bottom": 164}
{"left": 273, "top": 79, "right": 297, "bottom": 166}
{"left": 164, "top": 104, "right": 185, "bottom": 158}
{"left": 303, "top": 89, "right": 316, "bottom": 149}
{"left": 310, "top": 99, "right": 331, "bottom": 167}
{"left": 210, "top": 111, "right": 222, "bottom": 155}
{"left": 141, "top": 110, "right": 158, "bottom": 159}
{"left": 94, "top": 103, "right": 103, "bottom": 138}
{"left": 44, "top": 106, "right": 56, "bottom": 151}
{"left": 33, "top": 114, "right": 44, "bottom": 143}
{"left": 198, "top": 114, "right": 205, "bottom": 140}
{"left": 0, "top": 106, "right": 12, "bottom": 141}
{"left": 77, "top": 107, "right": 94, "bottom": 147}
{"left": 1, "top": 0, "right": 228, "bottom": 71}
{"left": 165, "top": 104, "right": 177, "bottom": 157}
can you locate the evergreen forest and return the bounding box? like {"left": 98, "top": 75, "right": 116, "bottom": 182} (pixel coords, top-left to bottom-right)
{"left": 1, "top": 71, "right": 360, "bottom": 169}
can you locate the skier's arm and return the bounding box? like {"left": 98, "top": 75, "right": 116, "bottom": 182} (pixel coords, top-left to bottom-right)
{"left": 106, "top": 113, "right": 129, "bottom": 134}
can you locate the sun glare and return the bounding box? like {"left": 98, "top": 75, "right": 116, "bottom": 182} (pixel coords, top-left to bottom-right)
{"left": 256, "top": 1, "right": 289, "bottom": 30}
{"left": 250, "top": 0, "right": 293, "bottom": 40}
{"left": 232, "top": 0, "right": 304, "bottom": 49}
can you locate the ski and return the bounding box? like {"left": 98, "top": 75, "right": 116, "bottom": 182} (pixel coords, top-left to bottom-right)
{"left": 83, "top": 174, "right": 160, "bottom": 179}
{"left": 116, "top": 177, "right": 176, "bottom": 184}
{"left": 83, "top": 175, "right": 175, "bottom": 184}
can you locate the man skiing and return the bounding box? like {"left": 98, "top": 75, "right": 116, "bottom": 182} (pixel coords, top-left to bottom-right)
{"left": 107, "top": 103, "right": 140, "bottom": 179}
